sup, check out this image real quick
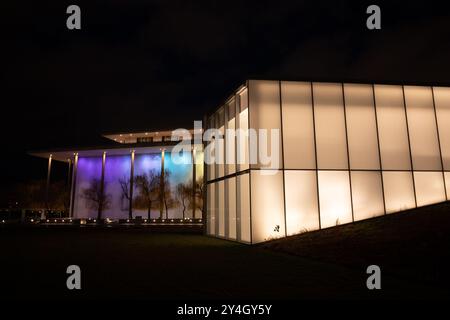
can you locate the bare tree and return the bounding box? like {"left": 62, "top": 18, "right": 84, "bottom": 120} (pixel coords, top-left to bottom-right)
{"left": 175, "top": 182, "right": 192, "bottom": 220}
{"left": 195, "top": 179, "right": 205, "bottom": 219}
{"left": 159, "top": 170, "right": 175, "bottom": 219}
{"left": 118, "top": 176, "right": 132, "bottom": 219}
{"left": 134, "top": 170, "right": 159, "bottom": 219}
{"left": 82, "top": 178, "right": 111, "bottom": 219}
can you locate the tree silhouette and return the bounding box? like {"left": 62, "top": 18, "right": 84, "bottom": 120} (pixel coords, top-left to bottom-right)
{"left": 175, "top": 182, "right": 192, "bottom": 220}
{"left": 118, "top": 176, "right": 132, "bottom": 219}
{"left": 195, "top": 179, "right": 205, "bottom": 219}
{"left": 160, "top": 170, "right": 175, "bottom": 219}
{"left": 82, "top": 178, "right": 111, "bottom": 219}
{"left": 134, "top": 170, "right": 159, "bottom": 219}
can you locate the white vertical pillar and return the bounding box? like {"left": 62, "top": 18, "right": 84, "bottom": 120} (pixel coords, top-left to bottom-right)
{"left": 45, "top": 154, "right": 52, "bottom": 212}
{"left": 160, "top": 149, "right": 165, "bottom": 219}
{"left": 69, "top": 153, "right": 78, "bottom": 218}
{"left": 129, "top": 150, "right": 135, "bottom": 219}
{"left": 98, "top": 152, "right": 106, "bottom": 219}
{"left": 192, "top": 147, "right": 196, "bottom": 219}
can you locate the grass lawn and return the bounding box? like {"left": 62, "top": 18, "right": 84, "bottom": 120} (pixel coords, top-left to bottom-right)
{"left": 261, "top": 201, "right": 450, "bottom": 299}
{"left": 1, "top": 203, "right": 449, "bottom": 300}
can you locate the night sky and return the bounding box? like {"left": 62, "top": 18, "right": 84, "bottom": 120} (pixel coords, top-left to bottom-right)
{"left": 1, "top": 1, "right": 450, "bottom": 198}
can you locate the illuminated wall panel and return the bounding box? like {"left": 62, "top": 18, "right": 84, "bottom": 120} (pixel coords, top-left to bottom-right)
{"left": 103, "top": 155, "right": 131, "bottom": 219}
{"left": 313, "top": 83, "right": 348, "bottom": 169}
{"left": 251, "top": 170, "right": 285, "bottom": 243}
{"left": 194, "top": 149, "right": 204, "bottom": 218}
{"left": 133, "top": 153, "right": 161, "bottom": 218}
{"left": 318, "top": 171, "right": 352, "bottom": 228}
{"left": 382, "top": 172, "right": 415, "bottom": 213}
{"left": 73, "top": 157, "right": 102, "bottom": 219}
{"left": 350, "top": 171, "right": 384, "bottom": 221}
{"left": 284, "top": 170, "right": 319, "bottom": 235}
{"left": 404, "top": 86, "right": 442, "bottom": 170}
{"left": 227, "top": 177, "right": 237, "bottom": 240}
{"left": 194, "top": 150, "right": 204, "bottom": 182}
{"left": 205, "top": 81, "right": 450, "bottom": 244}
{"left": 207, "top": 116, "right": 215, "bottom": 181}
{"left": 433, "top": 87, "right": 450, "bottom": 170}
{"left": 281, "top": 81, "right": 316, "bottom": 169}
{"left": 165, "top": 152, "right": 193, "bottom": 219}
{"left": 344, "top": 84, "right": 380, "bottom": 169}
{"left": 207, "top": 183, "right": 215, "bottom": 235}
{"left": 414, "top": 172, "right": 446, "bottom": 206}
{"left": 218, "top": 180, "right": 225, "bottom": 237}
{"left": 374, "top": 85, "right": 411, "bottom": 170}
{"left": 218, "top": 126, "right": 225, "bottom": 178}
{"left": 237, "top": 173, "right": 251, "bottom": 243}
{"left": 445, "top": 172, "right": 450, "bottom": 201}
{"left": 226, "top": 99, "right": 236, "bottom": 175}
{"left": 217, "top": 108, "right": 225, "bottom": 178}
{"left": 248, "top": 80, "right": 282, "bottom": 169}
{"left": 237, "top": 107, "right": 249, "bottom": 172}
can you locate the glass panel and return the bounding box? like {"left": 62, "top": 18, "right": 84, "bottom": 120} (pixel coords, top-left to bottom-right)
{"left": 433, "top": 87, "right": 450, "bottom": 170}
{"left": 318, "top": 171, "right": 352, "bottom": 228}
{"left": 103, "top": 155, "right": 131, "bottom": 219}
{"left": 248, "top": 80, "right": 282, "bottom": 169}
{"left": 374, "top": 85, "right": 411, "bottom": 170}
{"left": 382, "top": 171, "right": 415, "bottom": 213}
{"left": 404, "top": 86, "right": 442, "bottom": 170}
{"left": 251, "top": 170, "right": 285, "bottom": 243}
{"left": 207, "top": 183, "right": 215, "bottom": 235}
{"left": 226, "top": 99, "right": 236, "bottom": 175}
{"left": 239, "top": 87, "right": 248, "bottom": 111}
{"left": 207, "top": 115, "right": 215, "bottom": 181}
{"left": 414, "top": 172, "right": 446, "bottom": 207}
{"left": 445, "top": 172, "right": 450, "bottom": 201}
{"left": 164, "top": 152, "right": 193, "bottom": 220}
{"left": 238, "top": 88, "right": 249, "bottom": 174}
{"left": 227, "top": 177, "right": 237, "bottom": 240}
{"left": 237, "top": 107, "right": 249, "bottom": 171}
{"left": 73, "top": 157, "right": 102, "bottom": 219}
{"left": 237, "top": 173, "right": 251, "bottom": 243}
{"left": 344, "top": 84, "right": 380, "bottom": 169}
{"left": 313, "top": 83, "right": 348, "bottom": 169}
{"left": 133, "top": 153, "right": 161, "bottom": 219}
{"left": 284, "top": 170, "right": 319, "bottom": 235}
{"left": 350, "top": 171, "right": 384, "bottom": 221}
{"left": 194, "top": 150, "right": 204, "bottom": 219}
{"left": 281, "top": 81, "right": 316, "bottom": 169}
{"left": 218, "top": 180, "right": 225, "bottom": 237}
{"left": 217, "top": 108, "right": 225, "bottom": 178}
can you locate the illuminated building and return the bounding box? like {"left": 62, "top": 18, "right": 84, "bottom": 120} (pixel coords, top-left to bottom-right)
{"left": 31, "top": 129, "right": 204, "bottom": 220}
{"left": 205, "top": 80, "right": 450, "bottom": 243}
{"left": 30, "top": 80, "right": 450, "bottom": 243}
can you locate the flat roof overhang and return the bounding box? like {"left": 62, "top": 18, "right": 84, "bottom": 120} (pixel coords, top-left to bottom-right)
{"left": 29, "top": 141, "right": 200, "bottom": 162}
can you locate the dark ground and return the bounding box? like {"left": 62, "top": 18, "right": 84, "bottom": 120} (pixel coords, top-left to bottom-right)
{"left": 1, "top": 203, "right": 450, "bottom": 300}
